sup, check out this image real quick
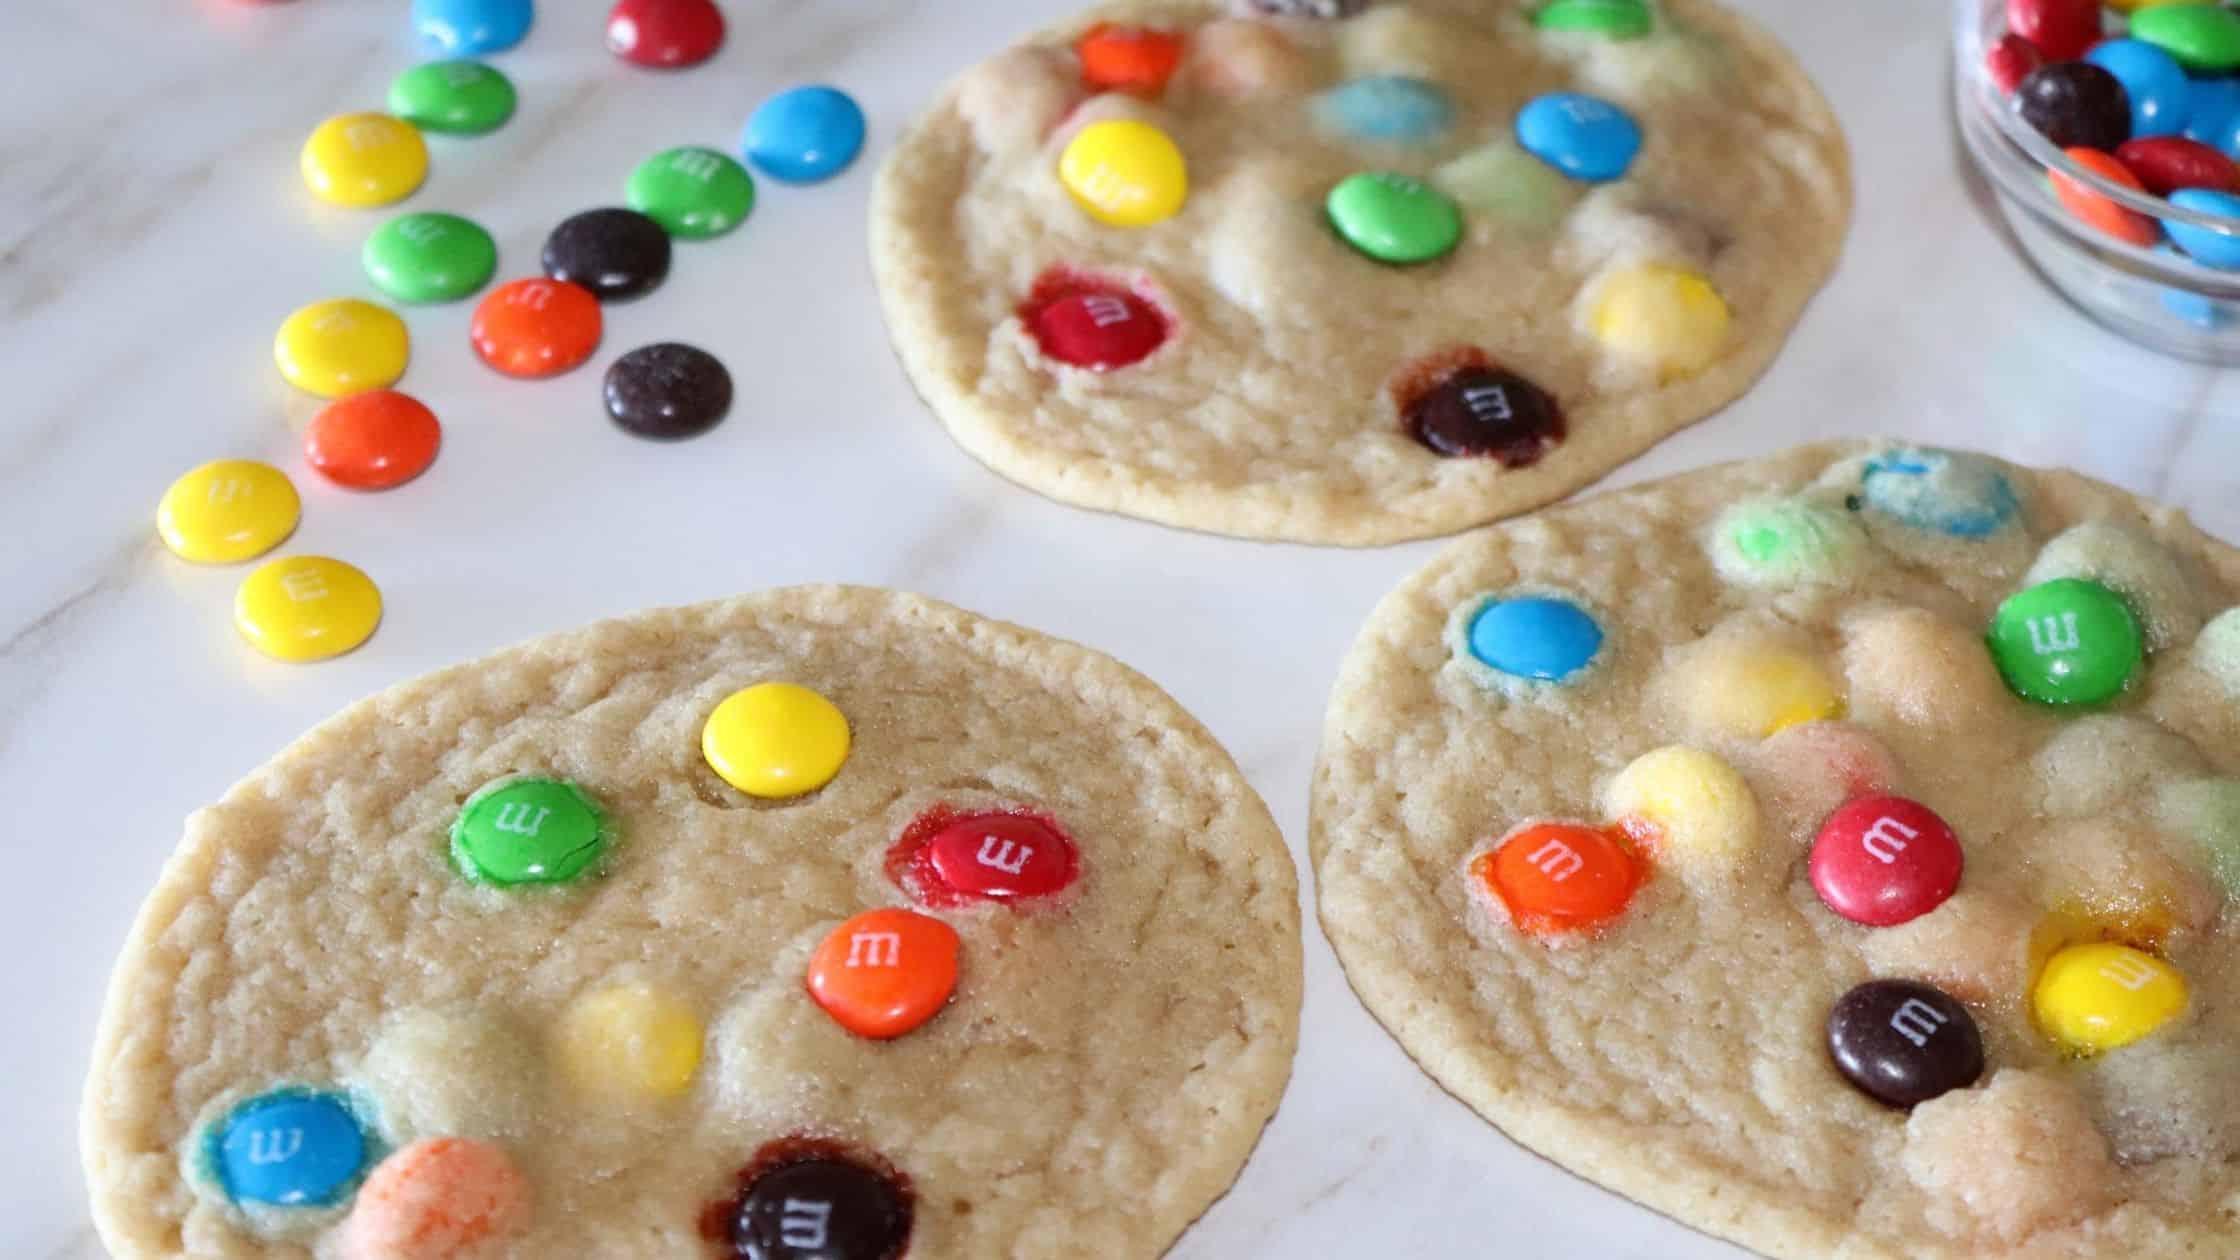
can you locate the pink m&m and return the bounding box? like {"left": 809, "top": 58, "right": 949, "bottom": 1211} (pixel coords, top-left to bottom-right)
{"left": 1019, "top": 272, "right": 1170, "bottom": 371}
{"left": 887, "top": 805, "right": 1081, "bottom": 906}
{"left": 1809, "top": 795, "right": 1964, "bottom": 928}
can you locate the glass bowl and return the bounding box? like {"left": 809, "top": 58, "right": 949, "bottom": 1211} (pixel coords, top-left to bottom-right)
{"left": 1953, "top": 0, "right": 2240, "bottom": 362}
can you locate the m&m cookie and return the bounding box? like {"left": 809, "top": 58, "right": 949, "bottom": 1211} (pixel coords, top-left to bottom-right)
{"left": 83, "top": 588, "right": 1301, "bottom": 1259}
{"left": 1315, "top": 443, "right": 2240, "bottom": 1258}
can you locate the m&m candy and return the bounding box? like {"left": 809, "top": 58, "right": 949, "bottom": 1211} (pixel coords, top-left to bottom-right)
{"left": 603, "top": 343, "right": 733, "bottom": 440}
{"left": 1826, "top": 980, "right": 1985, "bottom": 1108}
{"left": 1515, "top": 92, "right": 1641, "bottom": 183}
{"left": 363, "top": 212, "right": 498, "bottom": 304}
{"left": 889, "top": 806, "right": 1083, "bottom": 907}
{"left": 554, "top": 984, "right": 704, "bottom": 1101}
{"left": 411, "top": 0, "right": 533, "bottom": 56}
{"left": 626, "top": 146, "right": 756, "bottom": 239}
{"left": 450, "top": 777, "right": 609, "bottom": 886}
{"left": 2184, "top": 75, "right": 2240, "bottom": 155}
{"left": 1059, "top": 119, "right": 1189, "bottom": 228}
{"left": 304, "top": 391, "right": 442, "bottom": 490}
{"left": 2006, "top": 0, "right": 2100, "bottom": 62}
{"left": 1534, "top": 0, "right": 1652, "bottom": 39}
{"left": 1669, "top": 641, "right": 1844, "bottom": 739}
{"left": 1463, "top": 594, "right": 1603, "bottom": 682}
{"left": 1326, "top": 172, "right": 1462, "bottom": 264}
{"left": 157, "top": 460, "right": 299, "bottom": 564}
{"left": 2116, "top": 136, "right": 2240, "bottom": 195}
{"left": 805, "top": 908, "right": 960, "bottom": 1039}
{"left": 2131, "top": 2, "right": 2240, "bottom": 72}
{"left": 2033, "top": 943, "right": 2188, "bottom": 1054}
{"left": 702, "top": 682, "right": 851, "bottom": 798}
{"left": 300, "top": 114, "right": 428, "bottom": 209}
{"left": 1710, "top": 498, "right": 1868, "bottom": 587}
{"left": 605, "top": 0, "right": 726, "bottom": 69}
{"left": 542, "top": 208, "right": 673, "bottom": 301}
{"left": 274, "top": 299, "right": 410, "bottom": 398}
{"left": 343, "top": 1138, "right": 532, "bottom": 1260}
{"left": 2163, "top": 187, "right": 2240, "bottom": 267}
{"left": 2084, "top": 39, "right": 2193, "bottom": 139}
{"left": 387, "top": 60, "right": 516, "bottom": 135}
{"left": 1986, "top": 577, "right": 2145, "bottom": 706}
{"left": 1985, "top": 32, "right": 2044, "bottom": 95}
{"left": 728, "top": 1156, "right": 913, "bottom": 1260}
{"left": 211, "top": 1091, "right": 370, "bottom": 1207}
{"left": 1587, "top": 263, "right": 1731, "bottom": 378}
{"left": 1859, "top": 447, "right": 2020, "bottom": 538}
{"left": 1076, "top": 24, "right": 1187, "bottom": 96}
{"left": 470, "top": 279, "right": 602, "bottom": 378}
{"left": 2014, "top": 63, "right": 2133, "bottom": 151}
{"left": 1808, "top": 795, "right": 1963, "bottom": 928}
{"left": 234, "top": 557, "right": 383, "bottom": 663}
{"left": 1404, "top": 365, "right": 1564, "bottom": 461}
{"left": 1314, "top": 75, "right": 1456, "bottom": 146}
{"left": 2052, "top": 148, "right": 2161, "bottom": 247}
{"left": 742, "top": 85, "right": 867, "bottom": 184}
{"left": 1021, "top": 282, "right": 1171, "bottom": 370}
{"left": 1603, "top": 745, "right": 1759, "bottom": 874}
{"left": 1470, "top": 821, "right": 1640, "bottom": 937}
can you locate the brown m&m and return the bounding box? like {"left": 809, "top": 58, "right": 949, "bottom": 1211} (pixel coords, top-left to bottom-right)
{"left": 1827, "top": 979, "right": 1984, "bottom": 1108}
{"left": 1402, "top": 363, "right": 1564, "bottom": 464}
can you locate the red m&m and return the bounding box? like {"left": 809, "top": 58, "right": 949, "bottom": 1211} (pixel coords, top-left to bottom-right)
{"left": 1020, "top": 273, "right": 1170, "bottom": 370}
{"left": 2116, "top": 136, "right": 2240, "bottom": 196}
{"left": 1986, "top": 32, "right": 2043, "bottom": 95}
{"left": 304, "top": 390, "right": 441, "bottom": 490}
{"left": 2006, "top": 0, "right": 2100, "bottom": 62}
{"left": 1809, "top": 795, "right": 1964, "bottom": 927}
{"left": 886, "top": 805, "right": 1081, "bottom": 907}
{"left": 605, "top": 0, "right": 726, "bottom": 69}
{"left": 470, "top": 279, "right": 603, "bottom": 378}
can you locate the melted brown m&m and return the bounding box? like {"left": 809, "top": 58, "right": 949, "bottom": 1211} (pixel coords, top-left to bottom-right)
{"left": 886, "top": 803, "right": 1081, "bottom": 907}
{"left": 1395, "top": 350, "right": 1565, "bottom": 463}
{"left": 703, "top": 1138, "right": 914, "bottom": 1260}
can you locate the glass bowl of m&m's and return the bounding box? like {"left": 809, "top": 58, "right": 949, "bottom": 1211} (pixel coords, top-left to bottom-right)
{"left": 1956, "top": 0, "right": 2240, "bottom": 361}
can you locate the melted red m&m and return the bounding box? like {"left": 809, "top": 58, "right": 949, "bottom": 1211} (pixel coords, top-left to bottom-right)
{"left": 1020, "top": 271, "right": 1171, "bottom": 370}
{"left": 886, "top": 804, "right": 1081, "bottom": 907}
{"left": 1809, "top": 795, "right": 1964, "bottom": 927}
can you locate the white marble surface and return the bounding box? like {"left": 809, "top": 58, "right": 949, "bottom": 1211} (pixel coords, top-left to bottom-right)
{"left": 5, "top": 1, "right": 2237, "bottom": 1256}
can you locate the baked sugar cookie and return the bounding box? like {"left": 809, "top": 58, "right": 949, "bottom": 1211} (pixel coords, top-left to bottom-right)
{"left": 83, "top": 587, "right": 1300, "bottom": 1259}
{"left": 872, "top": 0, "right": 1849, "bottom": 544}
{"left": 1313, "top": 443, "right": 2240, "bottom": 1257}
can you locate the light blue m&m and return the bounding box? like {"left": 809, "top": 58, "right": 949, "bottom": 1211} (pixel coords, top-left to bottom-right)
{"left": 210, "top": 1090, "right": 370, "bottom": 1208}
{"left": 2085, "top": 40, "right": 2193, "bottom": 138}
{"left": 1860, "top": 448, "right": 2020, "bottom": 539}
{"left": 1467, "top": 595, "right": 1605, "bottom": 681}
{"left": 1314, "top": 76, "right": 1457, "bottom": 146}
{"left": 2185, "top": 76, "right": 2240, "bottom": 156}
{"left": 742, "top": 86, "right": 866, "bottom": 184}
{"left": 2164, "top": 188, "right": 2240, "bottom": 268}
{"left": 412, "top": 0, "right": 534, "bottom": 57}
{"left": 1516, "top": 92, "right": 1642, "bottom": 183}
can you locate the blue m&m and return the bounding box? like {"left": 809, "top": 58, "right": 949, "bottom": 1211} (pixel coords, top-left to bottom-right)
{"left": 1515, "top": 92, "right": 1641, "bottom": 183}
{"left": 412, "top": 0, "right": 534, "bottom": 57}
{"left": 1466, "top": 594, "right": 1605, "bottom": 681}
{"left": 211, "top": 1090, "right": 371, "bottom": 1208}
{"left": 2185, "top": 76, "right": 2240, "bottom": 157}
{"left": 742, "top": 86, "right": 866, "bottom": 184}
{"left": 2163, "top": 188, "right": 2240, "bottom": 268}
{"left": 2084, "top": 40, "right": 2193, "bottom": 139}
{"left": 1859, "top": 448, "right": 2020, "bottom": 538}
{"left": 1314, "top": 76, "right": 1456, "bottom": 146}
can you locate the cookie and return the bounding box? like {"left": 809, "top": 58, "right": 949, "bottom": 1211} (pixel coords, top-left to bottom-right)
{"left": 1312, "top": 443, "right": 2240, "bottom": 1257}
{"left": 871, "top": 0, "right": 1850, "bottom": 544}
{"left": 82, "top": 587, "right": 1301, "bottom": 1259}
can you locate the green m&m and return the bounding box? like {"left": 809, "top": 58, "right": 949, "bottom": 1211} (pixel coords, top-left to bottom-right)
{"left": 388, "top": 61, "right": 517, "bottom": 135}
{"left": 626, "top": 147, "right": 755, "bottom": 240}
{"left": 451, "top": 777, "right": 610, "bottom": 886}
{"left": 1533, "top": 0, "right": 1653, "bottom": 39}
{"left": 1326, "top": 172, "right": 1462, "bottom": 265}
{"left": 2130, "top": 4, "right": 2240, "bottom": 73}
{"left": 1986, "top": 577, "right": 2145, "bottom": 707}
{"left": 1709, "top": 498, "right": 1867, "bottom": 588}
{"left": 362, "top": 212, "right": 497, "bottom": 304}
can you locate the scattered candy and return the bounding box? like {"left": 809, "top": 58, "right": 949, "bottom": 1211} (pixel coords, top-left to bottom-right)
{"left": 1463, "top": 594, "right": 1604, "bottom": 681}
{"left": 1533, "top": 0, "right": 1652, "bottom": 40}
{"left": 301, "top": 114, "right": 429, "bottom": 209}
{"left": 2116, "top": 135, "right": 2240, "bottom": 194}
{"left": 1076, "top": 24, "right": 1187, "bottom": 96}
{"left": 554, "top": 984, "right": 704, "bottom": 1101}
{"left": 157, "top": 460, "right": 299, "bottom": 564}
{"left": 1515, "top": 92, "right": 1642, "bottom": 183}
{"left": 1809, "top": 795, "right": 1964, "bottom": 928}
{"left": 1859, "top": 447, "right": 2020, "bottom": 538}
{"left": 1986, "top": 32, "right": 2045, "bottom": 95}
{"left": 1314, "top": 75, "right": 1456, "bottom": 146}
{"left": 1326, "top": 172, "right": 1462, "bottom": 264}
{"left": 701, "top": 681, "right": 851, "bottom": 798}
{"left": 411, "top": 0, "right": 533, "bottom": 57}
{"left": 2131, "top": 2, "right": 2240, "bottom": 72}
{"left": 211, "top": 1090, "right": 369, "bottom": 1207}
{"left": 2084, "top": 39, "right": 2193, "bottom": 138}
{"left": 305, "top": 391, "right": 442, "bottom": 490}
{"left": 470, "top": 278, "right": 602, "bottom": 377}
{"left": 2006, "top": 0, "right": 2102, "bottom": 62}
{"left": 1666, "top": 639, "right": 1845, "bottom": 739}
{"left": 2014, "top": 62, "right": 2134, "bottom": 151}
{"left": 1710, "top": 498, "right": 1867, "bottom": 587}
{"left": 1826, "top": 979, "right": 1985, "bottom": 1108}
{"left": 626, "top": 146, "right": 755, "bottom": 239}
{"left": 274, "top": 298, "right": 411, "bottom": 398}
{"left": 2052, "top": 147, "right": 2161, "bottom": 246}
{"left": 1059, "top": 119, "right": 1189, "bottom": 228}
{"left": 603, "top": 342, "right": 733, "bottom": 440}
{"left": 451, "top": 777, "right": 609, "bottom": 886}
{"left": 1471, "top": 821, "right": 1640, "bottom": 937}
{"left": 888, "top": 805, "right": 1082, "bottom": 906}
{"left": 387, "top": 60, "right": 516, "bottom": 135}
{"left": 363, "top": 211, "right": 498, "bottom": 304}
{"left": 343, "top": 1137, "right": 532, "bottom": 1260}
{"left": 728, "top": 1156, "right": 912, "bottom": 1260}
{"left": 1586, "top": 263, "right": 1732, "bottom": 378}
{"left": 1403, "top": 364, "right": 1564, "bottom": 461}
{"left": 1433, "top": 141, "right": 1581, "bottom": 229}
{"left": 805, "top": 908, "right": 960, "bottom": 1039}
{"left": 605, "top": 0, "right": 726, "bottom": 69}
{"left": 2034, "top": 942, "right": 2188, "bottom": 1054}
{"left": 541, "top": 207, "right": 672, "bottom": 301}
{"left": 2162, "top": 187, "right": 2240, "bottom": 267}
{"left": 234, "top": 556, "right": 383, "bottom": 662}
{"left": 1986, "top": 577, "right": 2145, "bottom": 706}
{"left": 743, "top": 85, "right": 867, "bottom": 184}
{"left": 1603, "top": 745, "right": 1759, "bottom": 874}
{"left": 1020, "top": 276, "right": 1171, "bottom": 370}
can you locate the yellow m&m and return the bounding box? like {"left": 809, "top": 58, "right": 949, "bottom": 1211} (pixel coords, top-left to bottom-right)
{"left": 156, "top": 460, "right": 299, "bottom": 564}
{"left": 2033, "top": 943, "right": 2188, "bottom": 1056}
{"left": 1603, "top": 745, "right": 1759, "bottom": 876}
{"left": 301, "top": 113, "right": 429, "bottom": 208}
{"left": 1588, "top": 263, "right": 1731, "bottom": 380}
{"left": 1663, "top": 638, "right": 1844, "bottom": 740}
{"left": 1058, "top": 119, "right": 1189, "bottom": 228}
{"left": 553, "top": 984, "right": 704, "bottom": 1103}
{"left": 275, "top": 299, "right": 410, "bottom": 399}
{"left": 701, "top": 682, "right": 851, "bottom": 798}
{"left": 234, "top": 556, "right": 382, "bottom": 662}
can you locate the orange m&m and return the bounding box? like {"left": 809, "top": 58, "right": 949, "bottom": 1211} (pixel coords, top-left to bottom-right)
{"left": 341, "top": 1137, "right": 531, "bottom": 1260}
{"left": 2052, "top": 148, "right": 2159, "bottom": 247}
{"left": 1471, "top": 821, "right": 1641, "bottom": 937}
{"left": 805, "top": 908, "right": 959, "bottom": 1039}
{"left": 470, "top": 278, "right": 603, "bottom": 378}
{"left": 1076, "top": 24, "right": 1186, "bottom": 96}
{"left": 304, "top": 390, "right": 441, "bottom": 490}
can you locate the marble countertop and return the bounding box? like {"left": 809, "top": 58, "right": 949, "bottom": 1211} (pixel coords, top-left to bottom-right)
{"left": 5, "top": 1, "right": 2236, "bottom": 1256}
